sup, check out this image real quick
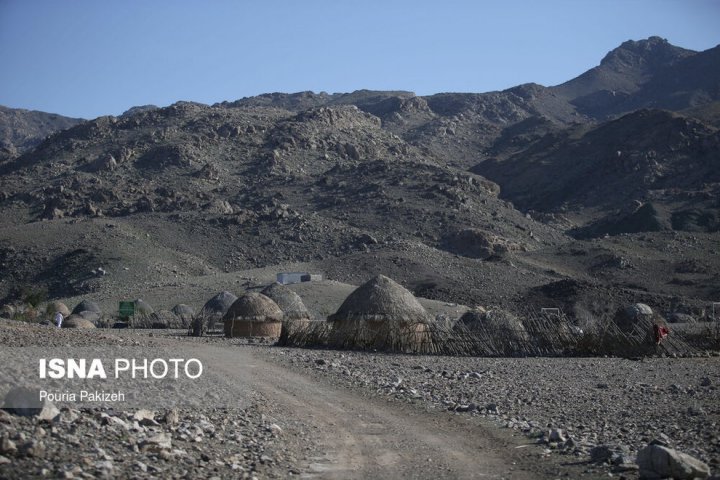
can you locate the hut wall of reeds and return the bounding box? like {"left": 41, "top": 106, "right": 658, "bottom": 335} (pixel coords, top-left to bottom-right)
{"left": 323, "top": 275, "right": 433, "bottom": 352}
{"left": 223, "top": 293, "right": 283, "bottom": 338}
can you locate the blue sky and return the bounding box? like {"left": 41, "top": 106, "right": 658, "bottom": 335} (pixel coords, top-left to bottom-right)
{"left": 0, "top": 0, "right": 718, "bottom": 119}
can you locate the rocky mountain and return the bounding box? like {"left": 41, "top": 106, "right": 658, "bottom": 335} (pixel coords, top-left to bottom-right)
{"left": 0, "top": 105, "right": 84, "bottom": 159}
{"left": 474, "top": 109, "right": 720, "bottom": 236}
{"left": 0, "top": 37, "right": 718, "bottom": 321}
{"left": 552, "top": 37, "right": 720, "bottom": 118}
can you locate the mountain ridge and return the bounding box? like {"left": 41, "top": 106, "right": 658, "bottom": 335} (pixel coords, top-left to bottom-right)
{"left": 1, "top": 36, "right": 718, "bottom": 319}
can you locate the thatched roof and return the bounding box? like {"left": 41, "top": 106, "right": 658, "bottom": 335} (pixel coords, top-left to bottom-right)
{"left": 72, "top": 300, "right": 101, "bottom": 315}
{"left": 171, "top": 304, "right": 195, "bottom": 319}
{"left": 455, "top": 308, "right": 530, "bottom": 342}
{"left": 328, "top": 274, "right": 432, "bottom": 325}
{"left": 77, "top": 310, "right": 101, "bottom": 322}
{"left": 261, "top": 283, "right": 311, "bottom": 321}
{"left": 134, "top": 299, "right": 154, "bottom": 316}
{"left": 614, "top": 303, "right": 657, "bottom": 332}
{"left": 63, "top": 315, "right": 96, "bottom": 329}
{"left": 46, "top": 301, "right": 70, "bottom": 317}
{"left": 202, "top": 291, "right": 237, "bottom": 318}
{"left": 223, "top": 293, "right": 283, "bottom": 323}
{"left": 149, "top": 310, "right": 188, "bottom": 329}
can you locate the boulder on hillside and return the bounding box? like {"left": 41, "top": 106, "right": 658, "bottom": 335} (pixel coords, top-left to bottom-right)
{"left": 442, "top": 229, "right": 523, "bottom": 260}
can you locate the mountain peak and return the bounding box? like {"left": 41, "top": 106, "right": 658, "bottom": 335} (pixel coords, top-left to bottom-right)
{"left": 599, "top": 36, "right": 694, "bottom": 69}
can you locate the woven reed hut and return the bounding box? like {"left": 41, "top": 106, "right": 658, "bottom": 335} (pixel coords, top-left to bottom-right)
{"left": 172, "top": 304, "right": 195, "bottom": 322}
{"left": 455, "top": 307, "right": 530, "bottom": 341}
{"left": 63, "top": 315, "right": 96, "bottom": 329}
{"left": 613, "top": 303, "right": 656, "bottom": 332}
{"left": 72, "top": 300, "right": 101, "bottom": 316}
{"left": 201, "top": 291, "right": 238, "bottom": 329}
{"left": 262, "top": 282, "right": 312, "bottom": 343}
{"left": 134, "top": 299, "right": 154, "bottom": 316}
{"left": 327, "top": 275, "right": 432, "bottom": 351}
{"left": 261, "top": 283, "right": 311, "bottom": 321}
{"left": 147, "top": 310, "right": 188, "bottom": 329}
{"left": 451, "top": 307, "right": 533, "bottom": 356}
{"left": 224, "top": 293, "right": 283, "bottom": 337}
{"left": 46, "top": 301, "right": 71, "bottom": 318}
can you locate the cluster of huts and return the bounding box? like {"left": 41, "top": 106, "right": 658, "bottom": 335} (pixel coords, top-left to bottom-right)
{"left": 22, "top": 273, "right": 704, "bottom": 356}
{"left": 37, "top": 298, "right": 195, "bottom": 330}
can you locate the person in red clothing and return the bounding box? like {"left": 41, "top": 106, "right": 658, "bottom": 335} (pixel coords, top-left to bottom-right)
{"left": 653, "top": 323, "right": 669, "bottom": 344}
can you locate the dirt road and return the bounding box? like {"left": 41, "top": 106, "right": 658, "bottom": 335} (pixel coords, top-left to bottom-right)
{"left": 199, "top": 343, "right": 585, "bottom": 479}
{"left": 0, "top": 323, "right": 603, "bottom": 478}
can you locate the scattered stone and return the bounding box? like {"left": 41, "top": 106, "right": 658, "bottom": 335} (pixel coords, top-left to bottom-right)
{"left": 132, "top": 409, "right": 156, "bottom": 425}
{"left": 548, "top": 428, "right": 567, "bottom": 443}
{"left": 1, "top": 436, "right": 17, "bottom": 456}
{"left": 590, "top": 445, "right": 613, "bottom": 463}
{"left": 19, "top": 439, "right": 45, "bottom": 458}
{"left": 164, "top": 409, "right": 179, "bottom": 426}
{"left": 636, "top": 444, "right": 710, "bottom": 480}
{"left": 139, "top": 433, "right": 172, "bottom": 453}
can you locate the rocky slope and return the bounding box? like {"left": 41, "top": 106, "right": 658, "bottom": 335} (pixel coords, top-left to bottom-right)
{"left": 0, "top": 37, "right": 718, "bottom": 322}
{"left": 0, "top": 106, "right": 83, "bottom": 159}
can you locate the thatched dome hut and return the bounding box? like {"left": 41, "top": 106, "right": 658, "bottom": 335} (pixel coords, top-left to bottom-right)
{"left": 201, "top": 291, "right": 237, "bottom": 329}
{"left": 261, "top": 283, "right": 311, "bottom": 321}
{"left": 329, "top": 275, "right": 432, "bottom": 326}
{"left": 614, "top": 303, "right": 656, "bottom": 332}
{"left": 455, "top": 307, "right": 530, "bottom": 342}
{"left": 72, "top": 300, "right": 101, "bottom": 316}
{"left": 0, "top": 305, "right": 15, "bottom": 318}
{"left": 326, "top": 275, "right": 432, "bottom": 352}
{"left": 46, "top": 301, "right": 71, "bottom": 318}
{"left": 149, "top": 310, "right": 188, "bottom": 329}
{"left": 77, "top": 310, "right": 101, "bottom": 323}
{"left": 172, "top": 304, "right": 195, "bottom": 321}
{"left": 134, "top": 299, "right": 154, "bottom": 316}
{"left": 223, "top": 293, "right": 283, "bottom": 338}
{"left": 63, "top": 315, "right": 96, "bottom": 329}
{"left": 453, "top": 308, "right": 531, "bottom": 355}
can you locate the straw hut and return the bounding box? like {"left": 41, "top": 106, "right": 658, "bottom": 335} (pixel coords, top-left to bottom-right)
{"left": 172, "top": 304, "right": 195, "bottom": 322}
{"left": 224, "top": 293, "right": 283, "bottom": 337}
{"left": 134, "top": 299, "right": 154, "bottom": 316}
{"left": 63, "top": 315, "right": 96, "bottom": 329}
{"left": 149, "top": 310, "right": 188, "bottom": 329}
{"left": 453, "top": 307, "right": 532, "bottom": 355}
{"left": 327, "top": 275, "right": 433, "bottom": 352}
{"left": 77, "top": 310, "right": 101, "bottom": 323}
{"left": 46, "top": 301, "right": 71, "bottom": 318}
{"left": 72, "top": 300, "right": 102, "bottom": 316}
{"left": 1, "top": 305, "right": 16, "bottom": 318}
{"left": 613, "top": 303, "right": 656, "bottom": 332}
{"left": 261, "top": 283, "right": 311, "bottom": 321}
{"left": 455, "top": 307, "right": 530, "bottom": 341}
{"left": 262, "top": 282, "right": 312, "bottom": 343}
{"left": 201, "top": 291, "right": 237, "bottom": 330}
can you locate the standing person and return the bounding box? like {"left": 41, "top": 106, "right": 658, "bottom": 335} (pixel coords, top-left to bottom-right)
{"left": 54, "top": 311, "right": 64, "bottom": 328}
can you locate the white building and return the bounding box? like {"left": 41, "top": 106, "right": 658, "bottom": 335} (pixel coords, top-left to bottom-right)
{"left": 276, "top": 272, "right": 322, "bottom": 285}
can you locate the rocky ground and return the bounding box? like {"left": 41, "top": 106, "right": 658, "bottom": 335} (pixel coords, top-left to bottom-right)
{"left": 1, "top": 321, "right": 719, "bottom": 479}
{"left": 0, "top": 322, "right": 309, "bottom": 479}
{"left": 254, "top": 344, "right": 720, "bottom": 476}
